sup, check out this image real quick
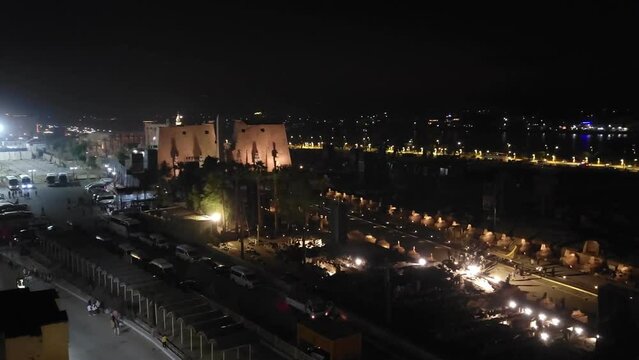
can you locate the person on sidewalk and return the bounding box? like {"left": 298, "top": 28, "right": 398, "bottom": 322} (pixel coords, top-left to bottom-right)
{"left": 111, "top": 315, "right": 120, "bottom": 335}
{"left": 161, "top": 334, "right": 168, "bottom": 348}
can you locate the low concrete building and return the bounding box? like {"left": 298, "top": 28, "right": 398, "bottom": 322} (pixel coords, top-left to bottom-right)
{"left": 0, "top": 288, "right": 69, "bottom": 360}
{"left": 230, "top": 120, "right": 291, "bottom": 171}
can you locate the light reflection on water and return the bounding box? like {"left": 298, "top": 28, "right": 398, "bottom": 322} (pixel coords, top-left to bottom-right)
{"left": 426, "top": 130, "right": 636, "bottom": 160}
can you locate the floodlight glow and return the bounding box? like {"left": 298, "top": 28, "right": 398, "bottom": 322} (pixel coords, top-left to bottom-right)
{"left": 467, "top": 264, "right": 480, "bottom": 276}
{"left": 355, "top": 258, "right": 363, "bottom": 266}
{"left": 418, "top": 258, "right": 427, "bottom": 266}
{"left": 538, "top": 313, "right": 547, "bottom": 321}
{"left": 574, "top": 327, "right": 584, "bottom": 335}
{"left": 540, "top": 332, "right": 549, "bottom": 341}
{"left": 209, "top": 212, "right": 222, "bottom": 222}
{"left": 508, "top": 300, "right": 517, "bottom": 309}
{"left": 551, "top": 318, "right": 560, "bottom": 326}
{"left": 524, "top": 307, "right": 533, "bottom": 316}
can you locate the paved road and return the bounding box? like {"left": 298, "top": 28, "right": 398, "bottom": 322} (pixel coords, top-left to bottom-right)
{"left": 0, "top": 257, "right": 173, "bottom": 360}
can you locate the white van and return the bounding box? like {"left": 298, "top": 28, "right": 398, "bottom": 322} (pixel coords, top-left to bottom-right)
{"left": 6, "top": 176, "right": 20, "bottom": 190}
{"left": 230, "top": 265, "right": 259, "bottom": 289}
{"left": 19, "top": 175, "right": 32, "bottom": 189}
{"left": 175, "top": 244, "right": 204, "bottom": 263}
{"left": 58, "top": 173, "right": 68, "bottom": 186}
{"left": 46, "top": 173, "right": 57, "bottom": 185}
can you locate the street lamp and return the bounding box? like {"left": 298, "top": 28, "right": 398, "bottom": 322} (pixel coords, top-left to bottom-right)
{"left": 209, "top": 212, "right": 222, "bottom": 235}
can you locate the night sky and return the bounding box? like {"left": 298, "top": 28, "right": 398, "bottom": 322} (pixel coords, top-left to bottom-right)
{"left": 0, "top": 1, "right": 637, "bottom": 121}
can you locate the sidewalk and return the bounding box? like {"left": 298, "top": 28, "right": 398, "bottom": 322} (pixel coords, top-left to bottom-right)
{"left": 0, "top": 249, "right": 181, "bottom": 360}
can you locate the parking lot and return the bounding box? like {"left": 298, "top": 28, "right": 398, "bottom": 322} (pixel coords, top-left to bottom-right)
{"left": 0, "top": 158, "right": 94, "bottom": 184}
{"left": 0, "top": 158, "right": 95, "bottom": 225}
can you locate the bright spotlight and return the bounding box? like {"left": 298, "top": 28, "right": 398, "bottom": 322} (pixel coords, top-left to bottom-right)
{"left": 574, "top": 327, "right": 584, "bottom": 336}
{"left": 551, "top": 318, "right": 560, "bottom": 326}
{"left": 524, "top": 307, "right": 533, "bottom": 316}
{"left": 508, "top": 300, "right": 517, "bottom": 309}
{"left": 418, "top": 258, "right": 427, "bottom": 266}
{"left": 467, "top": 264, "right": 480, "bottom": 276}
{"left": 540, "top": 332, "right": 550, "bottom": 342}
{"left": 209, "top": 212, "right": 222, "bottom": 222}
{"left": 355, "top": 258, "right": 363, "bottom": 266}
{"left": 538, "top": 313, "right": 547, "bottom": 321}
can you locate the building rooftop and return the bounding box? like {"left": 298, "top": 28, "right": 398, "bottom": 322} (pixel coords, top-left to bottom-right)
{"left": 0, "top": 288, "right": 68, "bottom": 338}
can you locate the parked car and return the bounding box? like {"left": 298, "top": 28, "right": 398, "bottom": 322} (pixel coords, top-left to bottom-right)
{"left": 12, "top": 228, "right": 38, "bottom": 245}
{"left": 117, "top": 242, "right": 135, "bottom": 255}
{"left": 138, "top": 233, "right": 170, "bottom": 249}
{"left": 148, "top": 258, "right": 175, "bottom": 279}
{"left": 130, "top": 249, "right": 151, "bottom": 264}
{"left": 92, "top": 190, "right": 112, "bottom": 201}
{"left": 175, "top": 244, "right": 206, "bottom": 263}
{"left": 96, "top": 193, "right": 116, "bottom": 205}
{"left": 205, "top": 259, "right": 230, "bottom": 275}
{"left": 95, "top": 233, "right": 117, "bottom": 252}
{"left": 85, "top": 183, "right": 106, "bottom": 193}
{"left": 0, "top": 211, "right": 34, "bottom": 220}
{"left": 0, "top": 203, "right": 29, "bottom": 213}
{"left": 229, "top": 265, "right": 259, "bottom": 289}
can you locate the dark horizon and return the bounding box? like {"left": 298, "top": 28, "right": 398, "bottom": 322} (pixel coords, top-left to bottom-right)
{"left": 1, "top": 2, "right": 637, "bottom": 121}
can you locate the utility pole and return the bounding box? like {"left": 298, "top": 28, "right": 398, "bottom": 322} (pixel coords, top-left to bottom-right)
{"left": 256, "top": 168, "right": 262, "bottom": 245}
{"left": 215, "top": 114, "right": 221, "bottom": 160}
{"left": 273, "top": 170, "right": 278, "bottom": 236}
{"left": 235, "top": 168, "right": 243, "bottom": 259}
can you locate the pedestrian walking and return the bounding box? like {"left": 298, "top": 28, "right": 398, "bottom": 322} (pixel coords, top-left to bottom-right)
{"left": 111, "top": 315, "right": 120, "bottom": 335}
{"left": 161, "top": 335, "right": 168, "bottom": 348}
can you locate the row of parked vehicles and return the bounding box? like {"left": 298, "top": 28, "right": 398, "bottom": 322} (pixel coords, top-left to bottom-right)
{"left": 0, "top": 201, "right": 32, "bottom": 222}
{"left": 6, "top": 175, "right": 33, "bottom": 190}
{"left": 99, "top": 214, "right": 261, "bottom": 289}
{"left": 44, "top": 173, "right": 69, "bottom": 186}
